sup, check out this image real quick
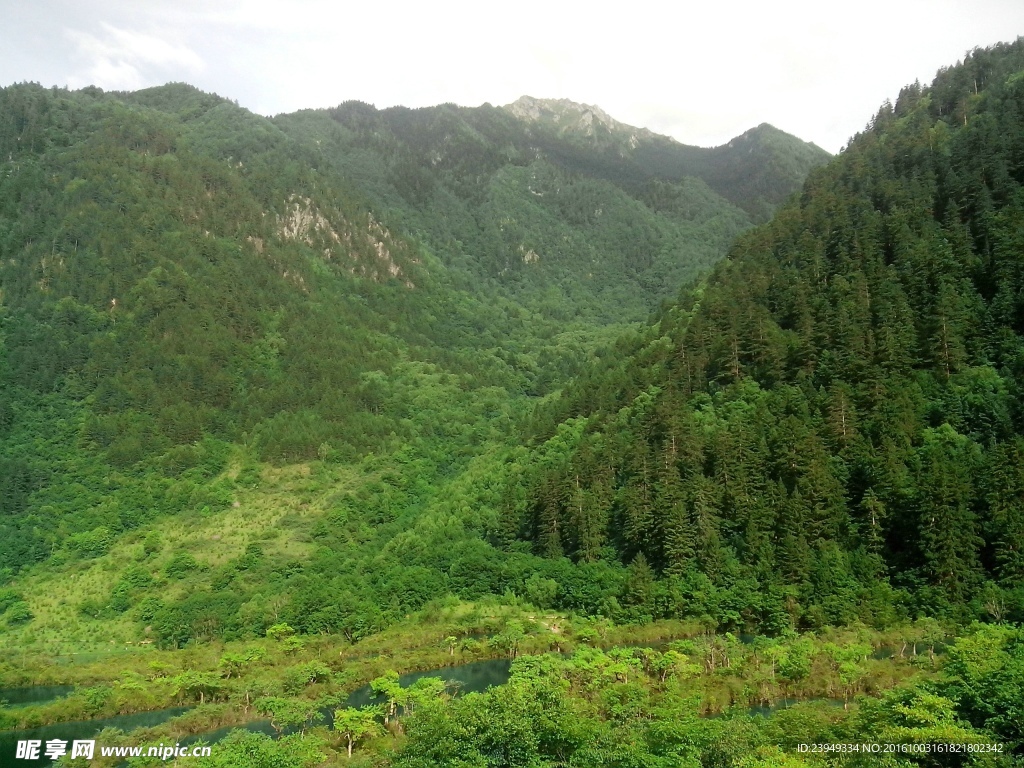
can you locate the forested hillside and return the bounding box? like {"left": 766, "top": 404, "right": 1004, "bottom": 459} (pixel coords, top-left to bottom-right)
{"left": 0, "top": 82, "right": 531, "bottom": 580}
{"left": 0, "top": 81, "right": 818, "bottom": 634}
{"left": 507, "top": 40, "right": 1024, "bottom": 629}
{"left": 272, "top": 98, "right": 827, "bottom": 323}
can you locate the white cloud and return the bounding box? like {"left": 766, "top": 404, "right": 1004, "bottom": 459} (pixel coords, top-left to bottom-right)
{"left": 3, "top": 0, "right": 1019, "bottom": 151}
{"left": 65, "top": 22, "right": 204, "bottom": 91}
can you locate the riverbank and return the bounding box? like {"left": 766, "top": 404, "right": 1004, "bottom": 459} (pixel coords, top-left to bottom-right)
{"left": 2, "top": 610, "right": 946, "bottom": 750}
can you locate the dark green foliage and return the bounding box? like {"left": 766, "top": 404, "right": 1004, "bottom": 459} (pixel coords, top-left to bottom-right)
{"left": 0, "top": 587, "right": 31, "bottom": 626}
{"left": 3, "top": 600, "right": 32, "bottom": 625}
{"left": 0, "top": 588, "right": 24, "bottom": 614}
{"left": 164, "top": 552, "right": 201, "bottom": 580}
{"left": 511, "top": 40, "right": 1024, "bottom": 629}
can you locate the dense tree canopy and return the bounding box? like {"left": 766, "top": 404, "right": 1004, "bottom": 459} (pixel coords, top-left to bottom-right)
{"left": 506, "top": 40, "right": 1024, "bottom": 630}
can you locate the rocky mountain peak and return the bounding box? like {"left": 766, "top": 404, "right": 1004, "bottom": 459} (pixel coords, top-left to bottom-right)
{"left": 502, "top": 95, "right": 656, "bottom": 143}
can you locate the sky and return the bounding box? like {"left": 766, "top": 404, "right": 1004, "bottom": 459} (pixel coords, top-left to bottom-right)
{"left": 2, "top": 0, "right": 1024, "bottom": 153}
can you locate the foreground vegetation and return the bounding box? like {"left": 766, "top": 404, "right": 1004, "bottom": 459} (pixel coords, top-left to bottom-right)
{"left": 4, "top": 619, "right": 1018, "bottom": 766}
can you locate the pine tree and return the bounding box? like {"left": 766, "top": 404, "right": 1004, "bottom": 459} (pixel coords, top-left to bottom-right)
{"left": 915, "top": 425, "right": 984, "bottom": 602}
{"left": 984, "top": 439, "right": 1024, "bottom": 584}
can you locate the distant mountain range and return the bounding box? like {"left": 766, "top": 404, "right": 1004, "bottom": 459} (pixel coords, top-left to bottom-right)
{"left": 502, "top": 95, "right": 830, "bottom": 221}
{"left": 274, "top": 92, "right": 829, "bottom": 325}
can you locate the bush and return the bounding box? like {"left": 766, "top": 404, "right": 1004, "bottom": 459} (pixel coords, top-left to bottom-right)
{"left": 0, "top": 588, "right": 24, "bottom": 613}
{"left": 67, "top": 527, "right": 113, "bottom": 559}
{"left": 135, "top": 596, "right": 164, "bottom": 622}
{"left": 165, "top": 552, "right": 200, "bottom": 579}
{"left": 121, "top": 564, "right": 155, "bottom": 589}
{"left": 4, "top": 601, "right": 33, "bottom": 625}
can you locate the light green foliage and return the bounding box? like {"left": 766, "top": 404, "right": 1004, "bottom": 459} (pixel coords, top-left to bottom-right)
{"left": 265, "top": 622, "right": 296, "bottom": 641}
{"left": 735, "top": 746, "right": 815, "bottom": 767}
{"left": 384, "top": 632, "right": 995, "bottom": 768}
{"left": 256, "top": 696, "right": 323, "bottom": 734}
{"left": 855, "top": 687, "right": 987, "bottom": 753}
{"left": 491, "top": 619, "right": 526, "bottom": 659}
{"left": 113, "top": 670, "right": 168, "bottom": 712}
{"left": 185, "top": 730, "right": 326, "bottom": 768}
{"left": 172, "top": 671, "right": 224, "bottom": 704}
{"left": 281, "top": 660, "right": 330, "bottom": 693}
{"left": 405, "top": 676, "right": 447, "bottom": 713}
{"left": 823, "top": 641, "right": 871, "bottom": 703}
{"left": 778, "top": 637, "right": 815, "bottom": 683}
{"left": 334, "top": 706, "right": 384, "bottom": 758}
{"left": 370, "top": 670, "right": 406, "bottom": 724}
{"left": 219, "top": 647, "right": 265, "bottom": 679}
{"left": 941, "top": 625, "right": 1024, "bottom": 751}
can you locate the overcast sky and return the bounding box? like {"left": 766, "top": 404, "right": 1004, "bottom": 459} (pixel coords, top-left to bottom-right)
{"left": 3, "top": 0, "right": 1024, "bottom": 153}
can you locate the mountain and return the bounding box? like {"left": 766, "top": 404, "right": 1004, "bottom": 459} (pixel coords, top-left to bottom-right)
{"left": 502, "top": 95, "right": 831, "bottom": 221}
{"left": 506, "top": 40, "right": 1024, "bottom": 628}
{"left": 502, "top": 95, "right": 661, "bottom": 144}
{"left": 271, "top": 97, "right": 828, "bottom": 326}
{"left": 0, "top": 82, "right": 526, "bottom": 580}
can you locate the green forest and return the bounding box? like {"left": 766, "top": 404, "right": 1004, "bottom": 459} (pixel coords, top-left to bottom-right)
{"left": 1, "top": 37, "right": 1023, "bottom": 768}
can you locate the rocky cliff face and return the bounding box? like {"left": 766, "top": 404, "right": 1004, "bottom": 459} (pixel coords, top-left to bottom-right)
{"left": 503, "top": 95, "right": 657, "bottom": 145}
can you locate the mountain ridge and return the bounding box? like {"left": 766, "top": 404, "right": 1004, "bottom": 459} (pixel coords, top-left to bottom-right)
{"left": 503, "top": 94, "right": 826, "bottom": 156}
{"left": 502, "top": 95, "right": 659, "bottom": 144}
{"left": 495, "top": 94, "right": 831, "bottom": 221}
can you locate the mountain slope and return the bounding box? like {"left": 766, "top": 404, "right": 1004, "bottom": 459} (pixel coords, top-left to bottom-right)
{"left": 505, "top": 40, "right": 1024, "bottom": 628}
{"left": 272, "top": 98, "right": 827, "bottom": 324}
{"left": 0, "top": 82, "right": 544, "bottom": 579}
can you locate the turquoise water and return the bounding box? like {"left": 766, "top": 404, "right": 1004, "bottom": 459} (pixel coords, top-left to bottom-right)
{"left": 176, "top": 657, "right": 516, "bottom": 749}
{"left": 1, "top": 642, "right": 868, "bottom": 763}
{"left": 342, "top": 657, "right": 513, "bottom": 711}
{"left": 0, "top": 688, "right": 74, "bottom": 710}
